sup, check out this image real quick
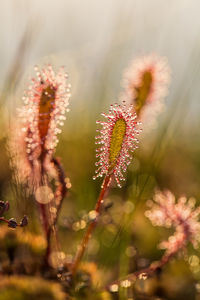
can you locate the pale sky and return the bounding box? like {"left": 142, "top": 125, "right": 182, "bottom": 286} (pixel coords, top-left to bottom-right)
{"left": 0, "top": 0, "right": 200, "bottom": 125}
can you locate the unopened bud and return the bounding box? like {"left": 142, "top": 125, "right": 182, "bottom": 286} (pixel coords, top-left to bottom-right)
{"left": 8, "top": 218, "right": 18, "bottom": 228}
{"left": 20, "top": 215, "right": 28, "bottom": 227}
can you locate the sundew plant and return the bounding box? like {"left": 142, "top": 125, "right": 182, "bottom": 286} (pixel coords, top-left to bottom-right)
{"left": 1, "top": 48, "right": 199, "bottom": 300}
{"left": 0, "top": 14, "right": 200, "bottom": 297}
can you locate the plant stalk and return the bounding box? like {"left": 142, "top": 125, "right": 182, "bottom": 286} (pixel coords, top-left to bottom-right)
{"left": 71, "top": 174, "right": 111, "bottom": 275}
{"left": 105, "top": 251, "right": 176, "bottom": 291}
{"left": 39, "top": 203, "right": 51, "bottom": 266}
{"left": 39, "top": 157, "right": 67, "bottom": 267}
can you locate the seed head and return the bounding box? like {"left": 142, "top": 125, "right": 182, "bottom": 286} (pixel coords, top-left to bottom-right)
{"left": 93, "top": 103, "right": 140, "bottom": 187}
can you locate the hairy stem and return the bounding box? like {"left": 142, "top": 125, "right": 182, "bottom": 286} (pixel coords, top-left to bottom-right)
{"left": 71, "top": 175, "right": 111, "bottom": 275}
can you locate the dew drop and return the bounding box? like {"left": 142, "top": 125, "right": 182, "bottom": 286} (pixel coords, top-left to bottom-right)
{"left": 110, "top": 284, "right": 119, "bottom": 292}
{"left": 139, "top": 272, "right": 148, "bottom": 280}
{"left": 121, "top": 279, "right": 131, "bottom": 288}
{"left": 35, "top": 186, "right": 54, "bottom": 204}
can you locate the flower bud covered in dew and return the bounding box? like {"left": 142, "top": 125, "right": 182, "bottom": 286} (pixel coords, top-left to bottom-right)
{"left": 93, "top": 103, "right": 141, "bottom": 187}
{"left": 122, "top": 54, "right": 170, "bottom": 125}
{"left": 9, "top": 65, "right": 71, "bottom": 187}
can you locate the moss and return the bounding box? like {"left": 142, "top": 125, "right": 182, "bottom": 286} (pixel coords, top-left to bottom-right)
{"left": 0, "top": 276, "right": 66, "bottom": 300}
{"left": 0, "top": 225, "right": 46, "bottom": 274}
{"left": 0, "top": 225, "right": 46, "bottom": 255}
{"left": 78, "top": 262, "right": 100, "bottom": 287}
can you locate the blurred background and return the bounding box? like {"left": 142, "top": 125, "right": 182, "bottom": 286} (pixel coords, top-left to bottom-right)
{"left": 0, "top": 0, "right": 200, "bottom": 299}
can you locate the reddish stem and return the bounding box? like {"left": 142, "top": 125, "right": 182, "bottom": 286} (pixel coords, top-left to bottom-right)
{"left": 39, "top": 203, "right": 51, "bottom": 266}
{"left": 51, "top": 157, "right": 67, "bottom": 226}
{"left": 0, "top": 217, "right": 9, "bottom": 224}
{"left": 39, "top": 157, "right": 68, "bottom": 267}
{"left": 71, "top": 175, "right": 111, "bottom": 275}
{"left": 106, "top": 251, "right": 176, "bottom": 291}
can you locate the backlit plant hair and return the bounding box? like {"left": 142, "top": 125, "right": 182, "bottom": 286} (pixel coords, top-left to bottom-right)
{"left": 10, "top": 65, "right": 71, "bottom": 188}
{"left": 106, "top": 190, "right": 200, "bottom": 293}
{"left": 10, "top": 64, "right": 71, "bottom": 265}
{"left": 71, "top": 103, "right": 141, "bottom": 275}
{"left": 145, "top": 190, "right": 200, "bottom": 254}
{"left": 22, "top": 65, "right": 70, "bottom": 173}
{"left": 93, "top": 103, "right": 140, "bottom": 187}
{"left": 122, "top": 54, "right": 170, "bottom": 124}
